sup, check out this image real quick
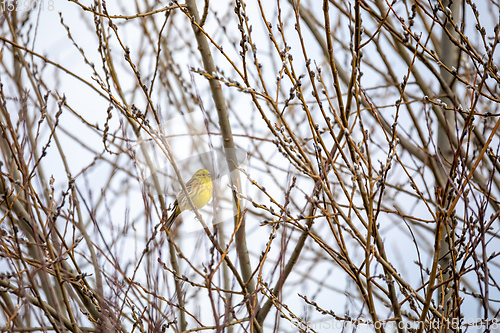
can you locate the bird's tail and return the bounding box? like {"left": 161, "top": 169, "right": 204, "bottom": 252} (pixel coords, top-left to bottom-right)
{"left": 165, "top": 203, "right": 181, "bottom": 230}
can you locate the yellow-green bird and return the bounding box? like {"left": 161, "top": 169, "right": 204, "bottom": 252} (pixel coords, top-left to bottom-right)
{"left": 165, "top": 169, "right": 213, "bottom": 230}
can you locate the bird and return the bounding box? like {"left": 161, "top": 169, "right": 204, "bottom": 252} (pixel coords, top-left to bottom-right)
{"left": 165, "top": 169, "right": 213, "bottom": 230}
